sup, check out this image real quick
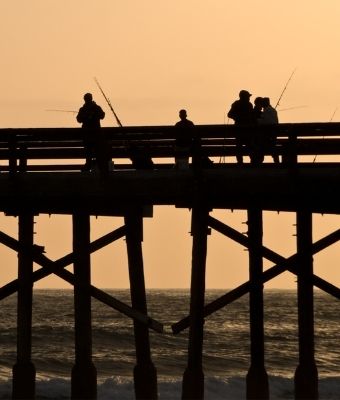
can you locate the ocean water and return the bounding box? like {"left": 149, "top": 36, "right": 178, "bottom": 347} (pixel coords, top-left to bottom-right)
{"left": 0, "top": 289, "right": 339, "bottom": 399}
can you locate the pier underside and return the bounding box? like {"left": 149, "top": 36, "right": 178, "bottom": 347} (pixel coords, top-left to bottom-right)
{"left": 0, "top": 163, "right": 339, "bottom": 215}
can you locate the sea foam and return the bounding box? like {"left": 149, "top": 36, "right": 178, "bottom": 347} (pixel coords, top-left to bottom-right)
{"left": 0, "top": 375, "right": 339, "bottom": 400}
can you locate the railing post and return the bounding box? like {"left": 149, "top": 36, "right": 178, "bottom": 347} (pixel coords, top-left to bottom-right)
{"left": 282, "top": 132, "right": 298, "bottom": 165}
{"left": 124, "top": 210, "right": 158, "bottom": 400}
{"left": 8, "top": 134, "right": 17, "bottom": 174}
{"left": 12, "top": 214, "right": 36, "bottom": 399}
{"left": 71, "top": 213, "right": 97, "bottom": 399}
{"left": 19, "top": 144, "right": 27, "bottom": 172}
{"left": 246, "top": 208, "right": 269, "bottom": 399}
{"left": 294, "top": 211, "right": 318, "bottom": 399}
{"left": 182, "top": 205, "right": 209, "bottom": 400}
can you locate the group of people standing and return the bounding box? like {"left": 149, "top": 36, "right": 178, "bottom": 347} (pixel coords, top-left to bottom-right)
{"left": 173, "top": 90, "right": 280, "bottom": 168}
{"left": 75, "top": 89, "right": 280, "bottom": 173}
{"left": 227, "top": 89, "right": 280, "bottom": 164}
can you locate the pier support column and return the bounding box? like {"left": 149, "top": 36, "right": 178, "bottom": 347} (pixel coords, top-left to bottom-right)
{"left": 246, "top": 208, "right": 269, "bottom": 400}
{"left": 182, "top": 206, "right": 209, "bottom": 400}
{"left": 12, "top": 214, "right": 36, "bottom": 400}
{"left": 125, "top": 210, "right": 158, "bottom": 400}
{"left": 71, "top": 213, "right": 97, "bottom": 400}
{"left": 294, "top": 211, "right": 318, "bottom": 400}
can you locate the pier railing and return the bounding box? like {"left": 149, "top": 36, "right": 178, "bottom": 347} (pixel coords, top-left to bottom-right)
{"left": 1, "top": 122, "right": 340, "bottom": 171}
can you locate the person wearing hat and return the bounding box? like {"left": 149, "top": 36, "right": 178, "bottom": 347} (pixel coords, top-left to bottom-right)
{"left": 227, "top": 90, "right": 254, "bottom": 163}
{"left": 76, "top": 93, "right": 108, "bottom": 173}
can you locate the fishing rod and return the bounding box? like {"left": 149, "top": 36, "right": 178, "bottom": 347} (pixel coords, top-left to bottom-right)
{"left": 275, "top": 68, "right": 297, "bottom": 110}
{"left": 93, "top": 77, "right": 153, "bottom": 168}
{"left": 278, "top": 105, "right": 307, "bottom": 112}
{"left": 329, "top": 107, "right": 338, "bottom": 122}
{"left": 313, "top": 107, "right": 338, "bottom": 163}
{"left": 46, "top": 109, "right": 77, "bottom": 113}
{"left": 93, "top": 77, "right": 123, "bottom": 127}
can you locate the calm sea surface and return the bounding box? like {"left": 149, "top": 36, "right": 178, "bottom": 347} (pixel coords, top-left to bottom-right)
{"left": 0, "top": 289, "right": 339, "bottom": 399}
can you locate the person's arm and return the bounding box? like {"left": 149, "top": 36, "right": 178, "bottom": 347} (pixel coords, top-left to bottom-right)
{"left": 227, "top": 102, "right": 237, "bottom": 120}
{"left": 76, "top": 108, "right": 84, "bottom": 123}
{"left": 97, "top": 105, "right": 105, "bottom": 120}
{"left": 273, "top": 110, "right": 279, "bottom": 124}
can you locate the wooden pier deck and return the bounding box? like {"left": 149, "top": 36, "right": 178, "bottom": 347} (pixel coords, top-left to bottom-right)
{"left": 1, "top": 122, "right": 340, "bottom": 399}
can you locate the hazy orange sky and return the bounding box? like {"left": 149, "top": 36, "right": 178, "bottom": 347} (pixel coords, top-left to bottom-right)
{"left": 1, "top": 1, "right": 340, "bottom": 289}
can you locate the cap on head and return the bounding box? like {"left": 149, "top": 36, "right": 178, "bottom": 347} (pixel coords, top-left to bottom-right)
{"left": 239, "top": 90, "right": 252, "bottom": 98}
{"left": 84, "top": 92, "right": 93, "bottom": 102}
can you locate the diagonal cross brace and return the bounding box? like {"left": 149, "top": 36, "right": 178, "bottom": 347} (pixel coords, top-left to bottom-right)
{"left": 172, "top": 216, "right": 340, "bottom": 334}
{"left": 208, "top": 216, "right": 340, "bottom": 297}
{"left": 0, "top": 227, "right": 127, "bottom": 298}
{"left": 0, "top": 227, "right": 163, "bottom": 333}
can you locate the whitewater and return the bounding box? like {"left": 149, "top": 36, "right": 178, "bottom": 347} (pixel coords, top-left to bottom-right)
{"left": 0, "top": 289, "right": 339, "bottom": 399}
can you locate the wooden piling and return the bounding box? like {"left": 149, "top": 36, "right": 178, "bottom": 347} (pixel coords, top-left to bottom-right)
{"left": 182, "top": 205, "right": 209, "bottom": 400}
{"left": 124, "top": 210, "right": 158, "bottom": 400}
{"left": 71, "top": 213, "right": 97, "bottom": 400}
{"left": 12, "top": 214, "right": 36, "bottom": 400}
{"left": 246, "top": 208, "right": 269, "bottom": 399}
{"left": 294, "top": 211, "right": 318, "bottom": 399}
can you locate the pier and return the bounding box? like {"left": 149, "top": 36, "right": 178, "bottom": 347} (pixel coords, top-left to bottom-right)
{"left": 1, "top": 122, "right": 340, "bottom": 399}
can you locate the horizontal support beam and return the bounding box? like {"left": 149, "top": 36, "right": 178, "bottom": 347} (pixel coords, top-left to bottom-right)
{"left": 1, "top": 166, "right": 340, "bottom": 215}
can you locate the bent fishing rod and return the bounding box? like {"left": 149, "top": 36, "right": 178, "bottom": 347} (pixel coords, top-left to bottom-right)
{"left": 94, "top": 77, "right": 123, "bottom": 127}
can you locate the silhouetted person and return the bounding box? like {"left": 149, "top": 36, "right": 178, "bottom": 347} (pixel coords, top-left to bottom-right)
{"left": 174, "top": 109, "right": 195, "bottom": 168}
{"left": 250, "top": 96, "right": 265, "bottom": 164}
{"left": 227, "top": 90, "right": 254, "bottom": 163}
{"left": 76, "top": 92, "right": 109, "bottom": 173}
{"left": 258, "top": 97, "right": 280, "bottom": 163}
{"left": 174, "top": 109, "right": 213, "bottom": 169}
{"left": 253, "top": 97, "right": 264, "bottom": 121}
